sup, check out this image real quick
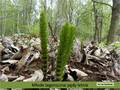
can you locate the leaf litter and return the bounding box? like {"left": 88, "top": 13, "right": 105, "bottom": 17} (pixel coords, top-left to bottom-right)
{"left": 0, "top": 35, "right": 120, "bottom": 82}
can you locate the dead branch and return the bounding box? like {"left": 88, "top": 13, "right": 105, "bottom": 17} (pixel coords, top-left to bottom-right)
{"left": 92, "top": 0, "right": 112, "bottom": 8}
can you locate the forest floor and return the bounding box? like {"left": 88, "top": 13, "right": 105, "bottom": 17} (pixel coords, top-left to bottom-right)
{"left": 0, "top": 34, "right": 120, "bottom": 82}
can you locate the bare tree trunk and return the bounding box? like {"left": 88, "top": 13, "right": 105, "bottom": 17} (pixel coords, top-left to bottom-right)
{"left": 2, "top": 0, "right": 6, "bottom": 36}
{"left": 1, "top": 0, "right": 4, "bottom": 37}
{"left": 107, "top": 0, "right": 120, "bottom": 44}
{"left": 92, "top": 0, "right": 103, "bottom": 43}
{"left": 98, "top": 13, "right": 103, "bottom": 43}
{"left": 92, "top": 1, "right": 99, "bottom": 43}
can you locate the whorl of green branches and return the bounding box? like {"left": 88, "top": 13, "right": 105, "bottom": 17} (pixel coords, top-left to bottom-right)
{"left": 39, "top": 11, "right": 48, "bottom": 77}
{"left": 56, "top": 23, "right": 76, "bottom": 81}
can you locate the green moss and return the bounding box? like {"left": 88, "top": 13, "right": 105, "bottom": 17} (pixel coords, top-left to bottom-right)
{"left": 39, "top": 11, "right": 48, "bottom": 77}
{"left": 56, "top": 23, "right": 76, "bottom": 81}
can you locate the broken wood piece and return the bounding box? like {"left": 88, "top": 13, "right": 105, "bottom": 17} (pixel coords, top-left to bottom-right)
{"left": 10, "top": 51, "right": 22, "bottom": 60}
{"left": 1, "top": 66, "right": 9, "bottom": 73}
{"left": 0, "top": 60, "right": 18, "bottom": 64}
{"left": 16, "top": 47, "right": 31, "bottom": 72}
{"left": 13, "top": 76, "right": 25, "bottom": 82}
{"left": 23, "top": 69, "right": 44, "bottom": 82}
{"left": 2, "top": 37, "right": 19, "bottom": 53}
{"left": 87, "top": 54, "right": 101, "bottom": 61}
{"left": 7, "top": 75, "right": 19, "bottom": 81}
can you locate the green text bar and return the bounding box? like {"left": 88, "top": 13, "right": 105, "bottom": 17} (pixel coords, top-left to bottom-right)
{"left": 0, "top": 82, "right": 120, "bottom": 88}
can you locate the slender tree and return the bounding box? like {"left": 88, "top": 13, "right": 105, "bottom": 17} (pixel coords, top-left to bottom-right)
{"left": 107, "top": 0, "right": 120, "bottom": 44}
{"left": 92, "top": 0, "right": 103, "bottom": 43}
